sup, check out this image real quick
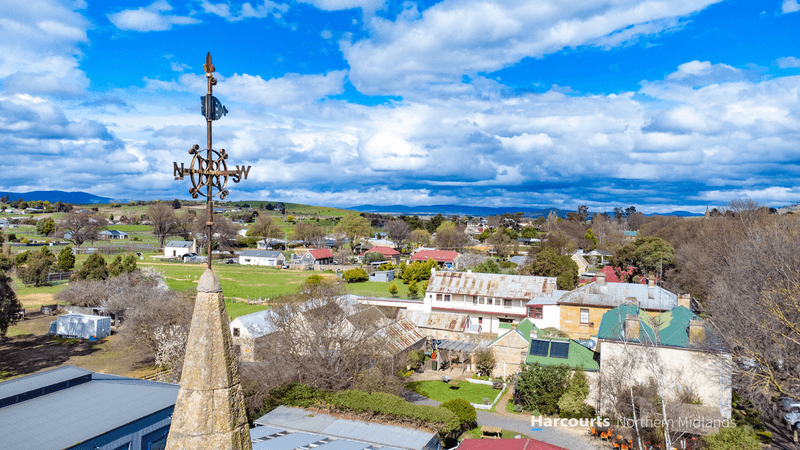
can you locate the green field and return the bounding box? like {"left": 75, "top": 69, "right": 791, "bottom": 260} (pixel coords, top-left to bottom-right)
{"left": 346, "top": 280, "right": 419, "bottom": 300}
{"left": 405, "top": 380, "right": 503, "bottom": 405}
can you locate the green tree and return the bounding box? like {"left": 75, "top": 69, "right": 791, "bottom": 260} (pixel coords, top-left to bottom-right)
{"left": 36, "top": 217, "right": 55, "bottom": 236}
{"left": 75, "top": 252, "right": 108, "bottom": 281}
{"left": 471, "top": 258, "right": 501, "bottom": 274}
{"left": 407, "top": 280, "right": 419, "bottom": 298}
{"left": 343, "top": 268, "right": 368, "bottom": 283}
{"left": 584, "top": 228, "right": 597, "bottom": 250}
{"left": 335, "top": 214, "right": 372, "bottom": 254}
{"left": 388, "top": 282, "right": 399, "bottom": 297}
{"left": 15, "top": 250, "right": 31, "bottom": 266}
{"left": 513, "top": 363, "right": 570, "bottom": 415}
{"left": 306, "top": 274, "right": 324, "bottom": 285}
{"left": 19, "top": 248, "right": 55, "bottom": 286}
{"left": 425, "top": 214, "right": 445, "bottom": 234}
{"left": 521, "top": 227, "right": 538, "bottom": 239}
{"left": 108, "top": 255, "right": 123, "bottom": 277}
{"left": 400, "top": 260, "right": 437, "bottom": 284}
{"left": 524, "top": 247, "right": 578, "bottom": 290}
{"left": 440, "top": 399, "right": 477, "bottom": 431}
{"left": 57, "top": 246, "right": 76, "bottom": 271}
{"left": 557, "top": 370, "right": 593, "bottom": 418}
{"left": 410, "top": 229, "right": 432, "bottom": 246}
{"left": 0, "top": 273, "right": 22, "bottom": 340}
{"left": 363, "top": 251, "right": 387, "bottom": 265}
{"left": 121, "top": 253, "right": 137, "bottom": 273}
{"left": 610, "top": 236, "right": 676, "bottom": 281}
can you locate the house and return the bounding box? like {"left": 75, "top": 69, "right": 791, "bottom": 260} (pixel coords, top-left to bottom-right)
{"left": 298, "top": 248, "right": 335, "bottom": 265}
{"left": 410, "top": 250, "right": 459, "bottom": 268}
{"left": 596, "top": 303, "right": 732, "bottom": 419}
{"left": 570, "top": 251, "right": 590, "bottom": 274}
{"left": 253, "top": 406, "right": 441, "bottom": 450}
{"left": 525, "top": 290, "right": 567, "bottom": 330}
{"left": 397, "top": 310, "right": 475, "bottom": 341}
{"left": 489, "top": 318, "right": 599, "bottom": 378}
{"left": 458, "top": 438, "right": 568, "bottom": 450}
{"left": 163, "top": 240, "right": 196, "bottom": 258}
{"left": 423, "top": 269, "right": 557, "bottom": 334}
{"left": 229, "top": 309, "right": 279, "bottom": 361}
{"left": 0, "top": 365, "right": 179, "bottom": 450}
{"left": 256, "top": 237, "right": 287, "bottom": 250}
{"left": 0, "top": 218, "right": 8, "bottom": 228}
{"left": 239, "top": 249, "right": 286, "bottom": 266}
{"left": 556, "top": 274, "right": 681, "bottom": 340}
{"left": 99, "top": 229, "right": 129, "bottom": 240}
{"left": 360, "top": 245, "right": 401, "bottom": 264}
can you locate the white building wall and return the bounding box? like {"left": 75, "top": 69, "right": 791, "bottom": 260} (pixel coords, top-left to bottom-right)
{"left": 525, "top": 304, "right": 561, "bottom": 330}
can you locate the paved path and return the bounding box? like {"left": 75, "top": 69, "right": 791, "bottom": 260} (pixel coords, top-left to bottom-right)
{"left": 402, "top": 388, "right": 601, "bottom": 450}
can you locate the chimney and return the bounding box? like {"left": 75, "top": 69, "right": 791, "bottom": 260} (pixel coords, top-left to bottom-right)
{"left": 648, "top": 276, "right": 655, "bottom": 288}
{"left": 431, "top": 267, "right": 436, "bottom": 276}
{"left": 678, "top": 293, "right": 691, "bottom": 310}
{"left": 625, "top": 314, "right": 640, "bottom": 341}
{"left": 689, "top": 319, "right": 705, "bottom": 345}
{"left": 596, "top": 272, "right": 606, "bottom": 285}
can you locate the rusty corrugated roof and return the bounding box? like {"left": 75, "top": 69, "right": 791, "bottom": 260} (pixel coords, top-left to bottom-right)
{"left": 397, "top": 310, "right": 470, "bottom": 331}
{"left": 426, "top": 271, "right": 556, "bottom": 300}
{"left": 380, "top": 318, "right": 426, "bottom": 353}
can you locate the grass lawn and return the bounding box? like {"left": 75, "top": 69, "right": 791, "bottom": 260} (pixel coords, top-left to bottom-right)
{"left": 224, "top": 298, "right": 269, "bottom": 319}
{"left": 459, "top": 428, "right": 529, "bottom": 440}
{"left": 13, "top": 279, "right": 70, "bottom": 297}
{"left": 405, "top": 380, "right": 503, "bottom": 405}
{"left": 346, "top": 281, "right": 421, "bottom": 300}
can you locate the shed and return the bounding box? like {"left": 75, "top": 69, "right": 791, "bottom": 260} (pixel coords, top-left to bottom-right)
{"left": 52, "top": 314, "right": 111, "bottom": 339}
{"left": 369, "top": 270, "right": 395, "bottom": 282}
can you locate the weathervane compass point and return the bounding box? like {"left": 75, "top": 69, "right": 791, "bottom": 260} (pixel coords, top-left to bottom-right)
{"left": 172, "top": 53, "right": 252, "bottom": 269}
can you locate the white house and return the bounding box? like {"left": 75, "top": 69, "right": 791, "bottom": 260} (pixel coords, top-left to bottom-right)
{"left": 239, "top": 249, "right": 286, "bottom": 266}
{"left": 525, "top": 290, "right": 567, "bottom": 330}
{"left": 423, "top": 269, "right": 557, "bottom": 335}
{"left": 99, "top": 230, "right": 129, "bottom": 240}
{"left": 164, "top": 240, "right": 196, "bottom": 258}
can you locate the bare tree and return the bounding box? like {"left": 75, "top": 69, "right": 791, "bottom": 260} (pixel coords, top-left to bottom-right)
{"left": 248, "top": 215, "right": 282, "bottom": 246}
{"left": 57, "top": 211, "right": 107, "bottom": 247}
{"left": 173, "top": 211, "right": 194, "bottom": 240}
{"left": 486, "top": 229, "right": 517, "bottom": 257}
{"left": 149, "top": 202, "right": 177, "bottom": 248}
{"left": 193, "top": 210, "right": 240, "bottom": 251}
{"left": 433, "top": 221, "right": 467, "bottom": 249}
{"left": 294, "top": 223, "right": 325, "bottom": 247}
{"left": 384, "top": 220, "right": 410, "bottom": 248}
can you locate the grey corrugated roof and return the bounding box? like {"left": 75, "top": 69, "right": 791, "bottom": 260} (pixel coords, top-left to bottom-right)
{"left": 255, "top": 406, "right": 436, "bottom": 450}
{"left": 526, "top": 290, "right": 569, "bottom": 306}
{"left": 436, "top": 339, "right": 478, "bottom": 353}
{"left": 241, "top": 250, "right": 284, "bottom": 258}
{"left": 165, "top": 240, "right": 193, "bottom": 248}
{"left": 397, "top": 310, "right": 470, "bottom": 332}
{"left": 427, "top": 271, "right": 556, "bottom": 300}
{"left": 231, "top": 309, "right": 280, "bottom": 338}
{"left": 558, "top": 282, "right": 677, "bottom": 311}
{"left": 508, "top": 256, "right": 528, "bottom": 266}
{"left": 0, "top": 366, "right": 178, "bottom": 450}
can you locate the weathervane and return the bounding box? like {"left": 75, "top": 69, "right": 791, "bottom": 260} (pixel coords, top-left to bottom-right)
{"left": 174, "top": 53, "right": 251, "bottom": 269}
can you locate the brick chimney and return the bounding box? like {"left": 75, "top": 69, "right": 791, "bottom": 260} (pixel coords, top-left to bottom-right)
{"left": 648, "top": 276, "right": 655, "bottom": 287}
{"left": 624, "top": 314, "right": 640, "bottom": 341}
{"left": 689, "top": 319, "right": 705, "bottom": 346}
{"left": 678, "top": 293, "right": 691, "bottom": 310}
{"left": 596, "top": 271, "right": 606, "bottom": 285}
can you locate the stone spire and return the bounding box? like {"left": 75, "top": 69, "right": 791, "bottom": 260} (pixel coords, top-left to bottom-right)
{"left": 165, "top": 269, "right": 251, "bottom": 450}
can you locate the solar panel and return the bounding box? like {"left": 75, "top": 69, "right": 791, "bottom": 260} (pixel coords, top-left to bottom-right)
{"left": 549, "top": 342, "right": 569, "bottom": 359}
{"left": 530, "top": 340, "right": 549, "bottom": 356}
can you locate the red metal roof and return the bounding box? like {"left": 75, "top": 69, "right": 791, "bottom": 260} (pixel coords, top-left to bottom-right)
{"left": 591, "top": 266, "right": 652, "bottom": 284}
{"left": 359, "top": 246, "right": 400, "bottom": 257}
{"left": 308, "top": 249, "right": 334, "bottom": 259}
{"left": 410, "top": 250, "right": 459, "bottom": 262}
{"left": 458, "top": 439, "right": 569, "bottom": 450}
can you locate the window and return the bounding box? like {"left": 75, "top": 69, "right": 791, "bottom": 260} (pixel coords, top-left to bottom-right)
{"left": 444, "top": 294, "right": 451, "bottom": 302}
{"left": 580, "top": 308, "right": 590, "bottom": 324}
{"left": 503, "top": 299, "right": 512, "bottom": 307}
{"left": 472, "top": 296, "right": 478, "bottom": 304}
{"left": 479, "top": 297, "right": 485, "bottom": 304}
{"left": 478, "top": 317, "right": 483, "bottom": 324}
{"left": 436, "top": 294, "right": 443, "bottom": 301}
{"left": 232, "top": 327, "right": 240, "bottom": 337}
{"left": 530, "top": 306, "right": 543, "bottom": 319}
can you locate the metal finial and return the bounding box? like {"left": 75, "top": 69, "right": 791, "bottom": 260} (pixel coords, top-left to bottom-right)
{"left": 203, "top": 52, "right": 215, "bottom": 74}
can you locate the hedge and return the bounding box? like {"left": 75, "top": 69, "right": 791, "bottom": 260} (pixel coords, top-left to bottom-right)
{"left": 330, "top": 390, "right": 460, "bottom": 436}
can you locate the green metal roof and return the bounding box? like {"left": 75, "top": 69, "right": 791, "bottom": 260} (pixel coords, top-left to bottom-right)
{"left": 525, "top": 339, "right": 599, "bottom": 371}
{"left": 597, "top": 304, "right": 698, "bottom": 348}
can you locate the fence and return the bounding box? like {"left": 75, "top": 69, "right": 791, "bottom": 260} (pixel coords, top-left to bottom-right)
{"left": 47, "top": 271, "right": 73, "bottom": 282}
{"left": 72, "top": 245, "right": 155, "bottom": 255}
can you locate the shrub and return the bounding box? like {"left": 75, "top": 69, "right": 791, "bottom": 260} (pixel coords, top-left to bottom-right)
{"left": 474, "top": 348, "right": 495, "bottom": 378}
{"left": 388, "top": 281, "right": 399, "bottom": 297}
{"left": 75, "top": 252, "right": 108, "bottom": 281}
{"left": 15, "top": 250, "right": 31, "bottom": 266}
{"left": 306, "top": 274, "right": 324, "bottom": 285}
{"left": 440, "top": 399, "right": 477, "bottom": 431}
{"left": 407, "top": 280, "right": 419, "bottom": 298}
{"left": 406, "top": 349, "right": 425, "bottom": 370}
{"left": 702, "top": 425, "right": 760, "bottom": 450}
{"left": 363, "top": 251, "right": 387, "bottom": 265}
{"left": 513, "top": 363, "right": 569, "bottom": 415}
{"left": 19, "top": 248, "right": 55, "bottom": 286}
{"left": 557, "top": 370, "right": 594, "bottom": 418}
{"left": 343, "top": 268, "right": 368, "bottom": 283}
{"left": 331, "top": 390, "right": 460, "bottom": 436}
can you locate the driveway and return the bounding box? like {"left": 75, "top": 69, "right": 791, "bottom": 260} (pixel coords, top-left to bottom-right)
{"left": 402, "top": 389, "right": 601, "bottom": 450}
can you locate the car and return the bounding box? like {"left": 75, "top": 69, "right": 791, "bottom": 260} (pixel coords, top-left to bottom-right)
{"left": 281, "top": 264, "right": 290, "bottom": 269}
{"left": 182, "top": 253, "right": 197, "bottom": 259}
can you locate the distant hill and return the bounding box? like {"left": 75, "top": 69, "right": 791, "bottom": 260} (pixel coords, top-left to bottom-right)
{"left": 349, "top": 204, "right": 572, "bottom": 218}
{"left": 350, "top": 204, "right": 704, "bottom": 218}
{"left": 0, "top": 190, "right": 114, "bottom": 204}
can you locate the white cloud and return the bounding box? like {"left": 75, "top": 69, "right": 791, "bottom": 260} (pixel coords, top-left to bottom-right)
{"left": 199, "top": 0, "right": 288, "bottom": 21}
{"left": 777, "top": 56, "right": 800, "bottom": 68}
{"left": 341, "top": 0, "right": 722, "bottom": 96}
{"left": 221, "top": 71, "right": 347, "bottom": 107}
{"left": 782, "top": 0, "right": 800, "bottom": 14}
{"left": 297, "top": 0, "right": 385, "bottom": 12}
{"left": 108, "top": 1, "right": 200, "bottom": 32}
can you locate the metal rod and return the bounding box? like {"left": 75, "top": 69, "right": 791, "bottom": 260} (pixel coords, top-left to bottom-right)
{"left": 206, "top": 72, "right": 213, "bottom": 269}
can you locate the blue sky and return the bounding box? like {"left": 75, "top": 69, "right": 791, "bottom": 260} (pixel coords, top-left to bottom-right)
{"left": 1, "top": 0, "right": 799, "bottom": 213}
